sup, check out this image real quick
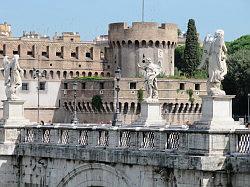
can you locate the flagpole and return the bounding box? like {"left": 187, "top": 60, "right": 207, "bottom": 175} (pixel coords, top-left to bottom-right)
{"left": 142, "top": 0, "right": 145, "bottom": 22}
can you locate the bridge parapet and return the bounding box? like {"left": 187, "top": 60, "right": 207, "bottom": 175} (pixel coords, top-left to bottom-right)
{"left": 18, "top": 124, "right": 250, "bottom": 156}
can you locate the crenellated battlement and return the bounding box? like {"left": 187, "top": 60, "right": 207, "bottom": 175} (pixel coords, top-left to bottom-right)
{"left": 108, "top": 22, "right": 178, "bottom": 47}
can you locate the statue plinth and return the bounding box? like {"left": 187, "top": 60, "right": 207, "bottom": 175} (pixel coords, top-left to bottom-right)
{"left": 0, "top": 99, "right": 29, "bottom": 126}
{"left": 193, "top": 95, "right": 240, "bottom": 130}
{"left": 132, "top": 99, "right": 165, "bottom": 127}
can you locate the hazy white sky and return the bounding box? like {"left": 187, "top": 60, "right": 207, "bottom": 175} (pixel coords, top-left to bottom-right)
{"left": 0, "top": 0, "right": 249, "bottom": 41}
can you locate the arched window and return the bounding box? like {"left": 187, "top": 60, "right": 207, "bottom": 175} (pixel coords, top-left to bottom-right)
{"left": 82, "top": 72, "right": 86, "bottom": 77}
{"left": 110, "top": 102, "right": 114, "bottom": 112}
{"left": 167, "top": 41, "right": 171, "bottom": 48}
{"left": 50, "top": 70, "right": 54, "bottom": 79}
{"left": 76, "top": 71, "right": 80, "bottom": 77}
{"left": 107, "top": 72, "right": 110, "bottom": 77}
{"left": 148, "top": 40, "right": 153, "bottom": 47}
{"left": 136, "top": 103, "right": 141, "bottom": 114}
{"left": 135, "top": 40, "right": 139, "bottom": 48}
{"left": 155, "top": 41, "right": 160, "bottom": 48}
{"left": 29, "top": 70, "right": 33, "bottom": 78}
{"left": 142, "top": 40, "right": 146, "bottom": 47}
{"left": 130, "top": 102, "right": 135, "bottom": 114}
{"left": 162, "top": 41, "right": 166, "bottom": 48}
{"left": 128, "top": 40, "right": 133, "bottom": 48}
{"left": 69, "top": 71, "right": 73, "bottom": 78}
{"left": 88, "top": 72, "right": 92, "bottom": 77}
{"left": 101, "top": 72, "right": 104, "bottom": 77}
{"left": 56, "top": 71, "right": 60, "bottom": 79}
{"left": 94, "top": 72, "right": 98, "bottom": 76}
{"left": 23, "top": 70, "right": 27, "bottom": 79}
{"left": 116, "top": 41, "right": 121, "bottom": 48}
{"left": 123, "top": 102, "right": 129, "bottom": 114}
{"left": 122, "top": 40, "right": 126, "bottom": 47}
{"left": 63, "top": 71, "right": 67, "bottom": 79}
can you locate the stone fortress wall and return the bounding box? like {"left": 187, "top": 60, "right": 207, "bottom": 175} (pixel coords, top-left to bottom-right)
{"left": 61, "top": 78, "right": 206, "bottom": 124}
{"left": 0, "top": 21, "right": 205, "bottom": 124}
{"left": 108, "top": 22, "right": 178, "bottom": 77}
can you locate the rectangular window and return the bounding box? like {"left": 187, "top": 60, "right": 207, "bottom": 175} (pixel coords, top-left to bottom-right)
{"left": 63, "top": 83, "right": 68, "bottom": 89}
{"left": 22, "top": 83, "right": 29, "bottom": 90}
{"left": 195, "top": 84, "right": 200, "bottom": 90}
{"left": 39, "top": 82, "right": 46, "bottom": 91}
{"left": 180, "top": 83, "right": 185, "bottom": 90}
{"left": 0, "top": 50, "right": 3, "bottom": 55}
{"left": 85, "top": 52, "right": 91, "bottom": 58}
{"left": 13, "top": 50, "right": 18, "bottom": 55}
{"left": 27, "top": 51, "right": 33, "bottom": 56}
{"left": 71, "top": 52, "right": 76, "bottom": 58}
{"left": 42, "top": 51, "right": 47, "bottom": 57}
{"left": 100, "top": 82, "right": 104, "bottom": 89}
{"left": 130, "top": 82, "right": 137, "bottom": 89}
{"left": 56, "top": 52, "right": 62, "bottom": 58}
{"left": 81, "top": 83, "right": 86, "bottom": 89}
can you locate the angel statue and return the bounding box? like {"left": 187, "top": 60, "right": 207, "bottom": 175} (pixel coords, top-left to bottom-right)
{"left": 2, "top": 55, "right": 23, "bottom": 100}
{"left": 138, "top": 58, "right": 162, "bottom": 100}
{"left": 198, "top": 30, "right": 228, "bottom": 96}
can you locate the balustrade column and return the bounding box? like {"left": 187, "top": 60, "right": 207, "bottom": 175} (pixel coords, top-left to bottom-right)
{"left": 108, "top": 129, "right": 119, "bottom": 148}
{"left": 68, "top": 129, "right": 79, "bottom": 144}
{"left": 88, "top": 130, "right": 99, "bottom": 146}
{"left": 49, "top": 129, "right": 59, "bottom": 144}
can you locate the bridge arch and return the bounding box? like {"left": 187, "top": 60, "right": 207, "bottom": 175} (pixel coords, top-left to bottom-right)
{"left": 57, "top": 163, "right": 132, "bottom": 187}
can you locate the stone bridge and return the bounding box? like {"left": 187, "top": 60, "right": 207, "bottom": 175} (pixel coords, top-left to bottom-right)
{"left": 0, "top": 124, "right": 250, "bottom": 187}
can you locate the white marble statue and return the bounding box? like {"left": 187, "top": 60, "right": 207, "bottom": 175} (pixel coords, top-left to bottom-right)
{"left": 2, "top": 55, "right": 23, "bottom": 100}
{"left": 198, "top": 30, "right": 228, "bottom": 96}
{"left": 138, "top": 58, "right": 162, "bottom": 100}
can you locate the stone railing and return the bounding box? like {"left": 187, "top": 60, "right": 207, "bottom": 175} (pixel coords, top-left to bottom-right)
{"left": 19, "top": 124, "right": 250, "bottom": 155}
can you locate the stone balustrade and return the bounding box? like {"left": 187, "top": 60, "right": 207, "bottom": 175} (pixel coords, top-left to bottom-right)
{"left": 18, "top": 124, "right": 250, "bottom": 155}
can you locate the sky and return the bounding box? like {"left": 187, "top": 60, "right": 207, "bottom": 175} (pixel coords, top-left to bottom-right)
{"left": 0, "top": 0, "right": 249, "bottom": 42}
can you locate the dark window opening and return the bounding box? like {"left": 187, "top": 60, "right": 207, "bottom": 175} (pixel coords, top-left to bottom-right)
{"left": 180, "top": 83, "right": 185, "bottom": 90}
{"left": 39, "top": 82, "right": 46, "bottom": 90}
{"left": 107, "top": 65, "right": 110, "bottom": 69}
{"left": 42, "top": 52, "right": 47, "bottom": 57}
{"left": 63, "top": 83, "right": 68, "bottom": 89}
{"left": 22, "top": 83, "right": 29, "bottom": 90}
{"left": 100, "top": 52, "right": 104, "bottom": 59}
{"left": 56, "top": 52, "right": 62, "bottom": 58}
{"left": 27, "top": 51, "right": 33, "bottom": 56}
{"left": 0, "top": 50, "right": 3, "bottom": 55}
{"left": 100, "top": 82, "right": 104, "bottom": 90}
{"left": 70, "top": 38, "right": 74, "bottom": 42}
{"left": 13, "top": 50, "right": 18, "bottom": 55}
{"left": 71, "top": 52, "right": 76, "bottom": 58}
{"left": 81, "top": 83, "right": 86, "bottom": 89}
{"left": 85, "top": 52, "right": 91, "bottom": 58}
{"left": 195, "top": 84, "right": 200, "bottom": 90}
{"left": 50, "top": 63, "right": 52, "bottom": 67}
{"left": 130, "top": 82, "right": 137, "bottom": 89}
{"left": 79, "top": 64, "right": 81, "bottom": 68}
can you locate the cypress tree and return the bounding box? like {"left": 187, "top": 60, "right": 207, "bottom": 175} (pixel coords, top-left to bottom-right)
{"left": 183, "top": 19, "right": 200, "bottom": 77}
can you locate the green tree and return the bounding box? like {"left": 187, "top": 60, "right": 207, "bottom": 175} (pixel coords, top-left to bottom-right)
{"left": 91, "top": 95, "right": 103, "bottom": 112}
{"left": 223, "top": 46, "right": 250, "bottom": 115}
{"left": 183, "top": 19, "right": 200, "bottom": 77}
{"left": 175, "top": 45, "right": 185, "bottom": 72}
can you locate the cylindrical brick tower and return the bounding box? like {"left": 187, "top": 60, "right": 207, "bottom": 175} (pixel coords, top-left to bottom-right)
{"left": 108, "top": 22, "right": 178, "bottom": 77}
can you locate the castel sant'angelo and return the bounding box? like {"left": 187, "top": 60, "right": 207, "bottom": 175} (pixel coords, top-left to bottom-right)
{"left": 0, "top": 21, "right": 206, "bottom": 124}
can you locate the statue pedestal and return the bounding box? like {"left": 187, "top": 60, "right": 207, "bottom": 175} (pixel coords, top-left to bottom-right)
{"left": 0, "top": 100, "right": 29, "bottom": 126}
{"left": 193, "top": 95, "right": 240, "bottom": 130}
{"left": 132, "top": 99, "right": 165, "bottom": 127}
